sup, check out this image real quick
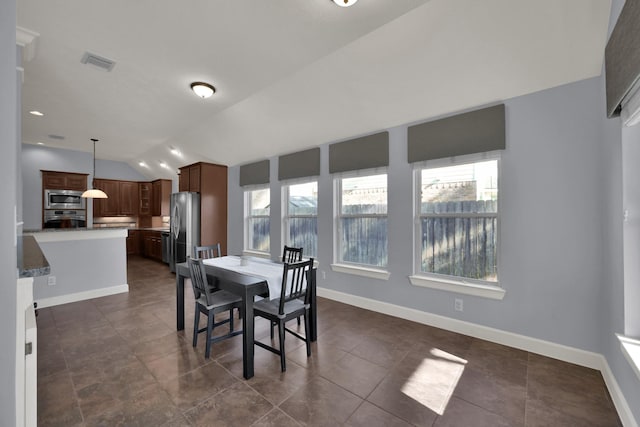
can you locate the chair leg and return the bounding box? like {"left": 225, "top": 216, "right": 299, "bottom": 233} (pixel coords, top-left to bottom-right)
{"left": 270, "top": 321, "right": 275, "bottom": 340}
{"left": 297, "top": 317, "right": 301, "bottom": 326}
{"left": 304, "top": 311, "right": 311, "bottom": 357}
{"left": 278, "top": 321, "right": 286, "bottom": 372}
{"left": 205, "top": 310, "right": 214, "bottom": 359}
{"left": 229, "top": 308, "right": 235, "bottom": 332}
{"left": 192, "top": 303, "right": 200, "bottom": 347}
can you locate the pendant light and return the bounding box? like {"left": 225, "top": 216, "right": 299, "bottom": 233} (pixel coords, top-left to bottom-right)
{"left": 81, "top": 138, "right": 108, "bottom": 199}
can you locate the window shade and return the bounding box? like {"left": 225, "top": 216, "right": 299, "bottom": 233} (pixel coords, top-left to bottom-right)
{"left": 605, "top": 0, "right": 640, "bottom": 118}
{"left": 407, "top": 104, "right": 505, "bottom": 163}
{"left": 278, "top": 148, "right": 320, "bottom": 181}
{"left": 239, "top": 160, "right": 269, "bottom": 186}
{"left": 329, "top": 131, "right": 389, "bottom": 174}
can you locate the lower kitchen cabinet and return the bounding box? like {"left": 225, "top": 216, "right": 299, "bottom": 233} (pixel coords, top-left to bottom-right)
{"left": 139, "top": 230, "right": 163, "bottom": 262}
{"left": 126, "top": 230, "right": 140, "bottom": 255}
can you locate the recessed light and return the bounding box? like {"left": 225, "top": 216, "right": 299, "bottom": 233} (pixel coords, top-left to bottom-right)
{"left": 29, "top": 110, "right": 44, "bottom": 116}
{"left": 159, "top": 162, "right": 169, "bottom": 169}
{"left": 169, "top": 147, "right": 181, "bottom": 156}
{"left": 36, "top": 142, "right": 44, "bottom": 145}
{"left": 138, "top": 161, "right": 147, "bottom": 167}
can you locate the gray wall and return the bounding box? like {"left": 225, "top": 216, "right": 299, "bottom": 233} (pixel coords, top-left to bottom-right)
{"left": 21, "top": 144, "right": 148, "bottom": 229}
{"left": 228, "top": 75, "right": 639, "bottom": 417}
{"left": 1, "top": 0, "right": 18, "bottom": 424}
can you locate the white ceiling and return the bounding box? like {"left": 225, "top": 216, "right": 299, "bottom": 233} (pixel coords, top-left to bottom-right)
{"left": 18, "top": 0, "right": 612, "bottom": 180}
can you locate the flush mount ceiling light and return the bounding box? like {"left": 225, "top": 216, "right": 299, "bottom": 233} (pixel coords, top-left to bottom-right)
{"left": 332, "top": 0, "right": 358, "bottom": 7}
{"left": 82, "top": 138, "right": 108, "bottom": 199}
{"left": 190, "top": 82, "right": 215, "bottom": 99}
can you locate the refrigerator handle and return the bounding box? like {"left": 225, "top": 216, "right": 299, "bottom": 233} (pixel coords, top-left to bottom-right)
{"left": 172, "top": 203, "right": 180, "bottom": 239}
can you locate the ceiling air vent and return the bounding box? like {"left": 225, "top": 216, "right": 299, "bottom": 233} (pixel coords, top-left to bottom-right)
{"left": 48, "top": 134, "right": 65, "bottom": 140}
{"left": 80, "top": 52, "right": 116, "bottom": 72}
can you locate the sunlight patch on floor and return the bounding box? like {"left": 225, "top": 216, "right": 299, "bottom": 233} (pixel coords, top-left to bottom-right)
{"left": 401, "top": 348, "right": 467, "bottom": 415}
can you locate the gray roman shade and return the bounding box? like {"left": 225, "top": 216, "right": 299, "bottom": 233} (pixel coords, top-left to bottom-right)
{"left": 605, "top": 0, "right": 640, "bottom": 118}
{"left": 329, "top": 131, "right": 389, "bottom": 174}
{"left": 239, "top": 160, "right": 270, "bottom": 186}
{"left": 407, "top": 104, "right": 505, "bottom": 163}
{"left": 278, "top": 148, "right": 320, "bottom": 181}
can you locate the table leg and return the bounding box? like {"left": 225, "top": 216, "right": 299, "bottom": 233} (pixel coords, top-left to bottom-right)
{"left": 309, "top": 268, "right": 317, "bottom": 342}
{"left": 242, "top": 293, "right": 255, "bottom": 379}
{"left": 176, "top": 273, "right": 185, "bottom": 331}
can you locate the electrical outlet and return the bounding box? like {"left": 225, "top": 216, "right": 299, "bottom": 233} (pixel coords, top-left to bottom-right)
{"left": 454, "top": 298, "right": 463, "bottom": 312}
{"left": 47, "top": 275, "right": 56, "bottom": 286}
{"left": 321, "top": 271, "right": 326, "bottom": 280}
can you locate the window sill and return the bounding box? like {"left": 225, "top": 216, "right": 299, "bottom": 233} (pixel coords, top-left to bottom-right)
{"left": 617, "top": 334, "right": 640, "bottom": 381}
{"left": 330, "top": 264, "right": 390, "bottom": 280}
{"left": 242, "top": 250, "right": 271, "bottom": 259}
{"left": 408, "top": 275, "right": 505, "bottom": 300}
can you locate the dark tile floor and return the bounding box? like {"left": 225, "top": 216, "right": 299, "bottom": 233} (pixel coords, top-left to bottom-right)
{"left": 36, "top": 256, "right": 622, "bottom": 426}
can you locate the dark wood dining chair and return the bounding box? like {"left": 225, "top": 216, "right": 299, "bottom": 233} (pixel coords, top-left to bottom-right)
{"left": 187, "top": 257, "right": 243, "bottom": 359}
{"left": 282, "top": 245, "right": 303, "bottom": 263}
{"left": 194, "top": 243, "right": 222, "bottom": 259}
{"left": 253, "top": 258, "right": 314, "bottom": 372}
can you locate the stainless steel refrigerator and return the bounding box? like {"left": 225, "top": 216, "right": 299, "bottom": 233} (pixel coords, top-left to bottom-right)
{"left": 169, "top": 192, "right": 200, "bottom": 273}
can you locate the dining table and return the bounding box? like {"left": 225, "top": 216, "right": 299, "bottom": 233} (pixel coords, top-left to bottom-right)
{"left": 175, "top": 255, "right": 317, "bottom": 379}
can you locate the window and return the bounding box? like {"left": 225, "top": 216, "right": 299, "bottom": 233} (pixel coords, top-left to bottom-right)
{"left": 336, "top": 172, "right": 388, "bottom": 268}
{"left": 416, "top": 159, "right": 499, "bottom": 283}
{"left": 245, "top": 187, "right": 270, "bottom": 253}
{"left": 283, "top": 181, "right": 318, "bottom": 258}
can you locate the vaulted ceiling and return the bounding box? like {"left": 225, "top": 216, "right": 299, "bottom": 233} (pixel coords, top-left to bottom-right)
{"left": 18, "top": 0, "right": 612, "bottom": 179}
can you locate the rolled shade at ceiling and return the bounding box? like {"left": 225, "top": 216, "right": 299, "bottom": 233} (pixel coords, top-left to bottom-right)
{"left": 407, "top": 104, "right": 505, "bottom": 163}
{"left": 239, "top": 159, "right": 270, "bottom": 186}
{"left": 329, "top": 131, "right": 389, "bottom": 174}
{"left": 605, "top": 0, "right": 640, "bottom": 118}
{"left": 278, "top": 148, "right": 320, "bottom": 181}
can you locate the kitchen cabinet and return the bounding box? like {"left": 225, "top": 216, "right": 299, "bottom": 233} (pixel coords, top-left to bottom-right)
{"left": 151, "top": 179, "right": 172, "bottom": 216}
{"left": 42, "top": 170, "right": 88, "bottom": 191}
{"left": 93, "top": 179, "right": 138, "bottom": 217}
{"left": 127, "top": 230, "right": 140, "bottom": 255}
{"left": 140, "top": 230, "right": 163, "bottom": 261}
{"left": 178, "top": 162, "right": 228, "bottom": 253}
{"left": 139, "top": 182, "right": 152, "bottom": 216}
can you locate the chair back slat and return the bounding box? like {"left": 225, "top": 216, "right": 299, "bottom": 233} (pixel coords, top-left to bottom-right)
{"left": 194, "top": 243, "right": 222, "bottom": 259}
{"left": 278, "top": 258, "right": 314, "bottom": 314}
{"left": 187, "top": 257, "right": 215, "bottom": 306}
{"left": 282, "top": 245, "right": 303, "bottom": 263}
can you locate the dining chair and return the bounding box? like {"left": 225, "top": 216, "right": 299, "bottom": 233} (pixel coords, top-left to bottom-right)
{"left": 282, "top": 245, "right": 303, "bottom": 263}
{"left": 253, "top": 258, "right": 314, "bottom": 372}
{"left": 187, "top": 257, "right": 243, "bottom": 359}
{"left": 194, "top": 243, "right": 222, "bottom": 259}
{"left": 282, "top": 245, "right": 304, "bottom": 325}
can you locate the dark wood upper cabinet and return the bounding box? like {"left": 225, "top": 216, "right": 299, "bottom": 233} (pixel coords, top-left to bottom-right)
{"left": 93, "top": 179, "right": 120, "bottom": 217}
{"left": 178, "top": 168, "right": 189, "bottom": 192}
{"left": 42, "top": 170, "right": 88, "bottom": 191}
{"left": 151, "top": 179, "right": 172, "bottom": 216}
{"left": 189, "top": 165, "right": 201, "bottom": 193}
{"left": 119, "top": 181, "right": 138, "bottom": 216}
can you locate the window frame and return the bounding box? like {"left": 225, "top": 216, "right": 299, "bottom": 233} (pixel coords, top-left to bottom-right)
{"left": 243, "top": 185, "right": 271, "bottom": 255}
{"left": 282, "top": 178, "right": 318, "bottom": 258}
{"left": 409, "top": 152, "right": 505, "bottom": 300}
{"left": 331, "top": 168, "right": 390, "bottom": 279}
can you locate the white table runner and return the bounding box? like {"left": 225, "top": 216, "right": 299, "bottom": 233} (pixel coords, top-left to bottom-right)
{"left": 202, "top": 256, "right": 284, "bottom": 300}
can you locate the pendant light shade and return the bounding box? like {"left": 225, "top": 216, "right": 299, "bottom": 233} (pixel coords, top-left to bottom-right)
{"left": 82, "top": 138, "right": 108, "bottom": 199}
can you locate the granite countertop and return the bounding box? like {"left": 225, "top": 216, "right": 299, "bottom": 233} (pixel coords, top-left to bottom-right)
{"left": 18, "top": 235, "right": 50, "bottom": 278}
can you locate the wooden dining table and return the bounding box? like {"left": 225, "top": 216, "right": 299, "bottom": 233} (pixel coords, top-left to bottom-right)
{"left": 175, "top": 256, "right": 317, "bottom": 379}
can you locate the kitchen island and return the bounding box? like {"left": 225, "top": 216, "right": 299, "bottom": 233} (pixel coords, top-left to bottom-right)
{"left": 25, "top": 228, "right": 128, "bottom": 308}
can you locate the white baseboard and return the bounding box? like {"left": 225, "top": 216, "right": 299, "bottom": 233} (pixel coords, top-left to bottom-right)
{"left": 317, "top": 287, "right": 638, "bottom": 427}
{"left": 35, "top": 284, "right": 129, "bottom": 308}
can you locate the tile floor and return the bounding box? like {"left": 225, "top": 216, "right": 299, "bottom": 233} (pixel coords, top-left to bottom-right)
{"left": 36, "top": 256, "right": 622, "bottom": 426}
